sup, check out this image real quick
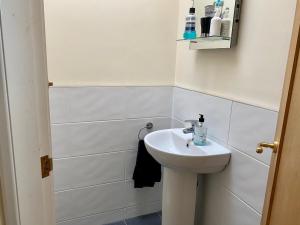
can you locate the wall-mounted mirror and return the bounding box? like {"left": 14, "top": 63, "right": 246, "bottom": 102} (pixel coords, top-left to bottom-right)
{"left": 178, "top": 0, "right": 242, "bottom": 50}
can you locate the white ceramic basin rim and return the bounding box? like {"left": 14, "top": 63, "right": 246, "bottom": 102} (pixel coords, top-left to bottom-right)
{"left": 144, "top": 129, "right": 231, "bottom": 174}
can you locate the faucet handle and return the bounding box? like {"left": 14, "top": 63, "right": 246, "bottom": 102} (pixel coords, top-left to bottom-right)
{"left": 184, "top": 120, "right": 198, "bottom": 127}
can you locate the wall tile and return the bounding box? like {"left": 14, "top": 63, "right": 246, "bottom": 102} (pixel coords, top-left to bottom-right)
{"left": 228, "top": 102, "right": 278, "bottom": 165}
{"left": 56, "top": 182, "right": 126, "bottom": 221}
{"left": 201, "top": 175, "right": 262, "bottom": 225}
{"left": 52, "top": 120, "right": 133, "bottom": 158}
{"left": 57, "top": 210, "right": 123, "bottom": 225}
{"left": 221, "top": 148, "right": 269, "bottom": 213}
{"left": 50, "top": 87, "right": 127, "bottom": 123}
{"left": 52, "top": 118, "right": 171, "bottom": 158}
{"left": 124, "top": 201, "right": 162, "bottom": 219}
{"left": 126, "top": 87, "right": 173, "bottom": 119}
{"left": 54, "top": 152, "right": 125, "bottom": 191}
{"left": 167, "top": 88, "right": 274, "bottom": 225}
{"left": 152, "top": 117, "right": 172, "bottom": 131}
{"left": 124, "top": 150, "right": 138, "bottom": 180}
{"left": 125, "top": 181, "right": 162, "bottom": 207}
{"left": 173, "top": 87, "right": 232, "bottom": 143}
{"left": 171, "top": 118, "right": 185, "bottom": 129}
{"left": 49, "top": 88, "right": 72, "bottom": 124}
{"left": 50, "top": 87, "right": 173, "bottom": 124}
{"left": 221, "top": 189, "right": 261, "bottom": 225}
{"left": 50, "top": 86, "right": 275, "bottom": 225}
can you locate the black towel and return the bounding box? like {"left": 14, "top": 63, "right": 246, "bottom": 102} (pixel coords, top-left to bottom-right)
{"left": 133, "top": 140, "right": 161, "bottom": 188}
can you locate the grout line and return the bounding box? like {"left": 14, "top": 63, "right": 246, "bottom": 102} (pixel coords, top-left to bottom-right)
{"left": 55, "top": 177, "right": 161, "bottom": 195}
{"left": 174, "top": 86, "right": 279, "bottom": 112}
{"left": 50, "top": 85, "right": 174, "bottom": 88}
{"left": 223, "top": 187, "right": 262, "bottom": 216}
{"left": 54, "top": 180, "right": 125, "bottom": 193}
{"left": 226, "top": 101, "right": 234, "bottom": 146}
{"left": 52, "top": 116, "right": 171, "bottom": 126}
{"left": 228, "top": 145, "right": 270, "bottom": 167}
{"left": 53, "top": 149, "right": 137, "bottom": 160}
{"left": 54, "top": 178, "right": 125, "bottom": 193}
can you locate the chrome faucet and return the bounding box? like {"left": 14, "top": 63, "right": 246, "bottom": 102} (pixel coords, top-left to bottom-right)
{"left": 183, "top": 120, "right": 198, "bottom": 134}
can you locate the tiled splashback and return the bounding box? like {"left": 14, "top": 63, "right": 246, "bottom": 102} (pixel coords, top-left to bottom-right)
{"left": 50, "top": 87, "right": 172, "bottom": 124}
{"left": 172, "top": 87, "right": 232, "bottom": 143}
{"left": 50, "top": 86, "right": 278, "bottom": 225}
{"left": 172, "top": 87, "right": 278, "bottom": 225}
{"left": 50, "top": 87, "right": 173, "bottom": 225}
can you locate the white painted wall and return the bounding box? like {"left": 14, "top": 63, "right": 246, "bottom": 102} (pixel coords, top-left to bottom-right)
{"left": 44, "top": 0, "right": 178, "bottom": 86}
{"left": 175, "top": 0, "right": 297, "bottom": 110}
{"left": 44, "top": 0, "right": 297, "bottom": 110}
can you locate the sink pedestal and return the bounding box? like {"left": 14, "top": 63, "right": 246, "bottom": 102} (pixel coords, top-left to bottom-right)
{"left": 144, "top": 129, "right": 231, "bottom": 225}
{"left": 162, "top": 168, "right": 198, "bottom": 225}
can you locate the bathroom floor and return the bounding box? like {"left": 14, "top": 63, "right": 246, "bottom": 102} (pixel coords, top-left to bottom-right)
{"left": 106, "top": 212, "right": 161, "bottom": 225}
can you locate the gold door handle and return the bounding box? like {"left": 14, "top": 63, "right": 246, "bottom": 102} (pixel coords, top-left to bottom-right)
{"left": 48, "top": 81, "right": 53, "bottom": 87}
{"left": 256, "top": 141, "right": 279, "bottom": 154}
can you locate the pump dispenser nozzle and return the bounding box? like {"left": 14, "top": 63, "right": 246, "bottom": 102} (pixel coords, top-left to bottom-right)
{"left": 199, "top": 114, "right": 205, "bottom": 123}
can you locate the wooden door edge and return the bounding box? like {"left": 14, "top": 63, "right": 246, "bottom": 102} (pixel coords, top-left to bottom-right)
{"left": 261, "top": 1, "right": 300, "bottom": 224}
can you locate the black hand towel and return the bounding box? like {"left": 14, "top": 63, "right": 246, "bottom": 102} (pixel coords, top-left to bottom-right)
{"left": 133, "top": 140, "right": 161, "bottom": 188}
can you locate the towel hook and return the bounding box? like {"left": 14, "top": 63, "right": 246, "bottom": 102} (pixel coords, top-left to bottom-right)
{"left": 138, "top": 122, "right": 154, "bottom": 140}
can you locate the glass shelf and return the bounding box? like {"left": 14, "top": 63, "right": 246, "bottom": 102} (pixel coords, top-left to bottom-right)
{"left": 176, "top": 36, "right": 231, "bottom": 42}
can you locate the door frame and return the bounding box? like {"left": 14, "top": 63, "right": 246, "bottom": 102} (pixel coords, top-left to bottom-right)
{"left": 0, "top": 15, "right": 21, "bottom": 225}
{"left": 0, "top": 0, "right": 55, "bottom": 224}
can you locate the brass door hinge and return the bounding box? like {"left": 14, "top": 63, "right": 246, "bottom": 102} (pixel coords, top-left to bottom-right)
{"left": 41, "top": 155, "right": 53, "bottom": 178}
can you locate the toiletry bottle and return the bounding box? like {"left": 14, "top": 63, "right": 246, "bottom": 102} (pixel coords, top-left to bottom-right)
{"left": 214, "top": 0, "right": 224, "bottom": 11}
{"left": 201, "top": 5, "right": 214, "bottom": 37}
{"left": 183, "top": 7, "right": 197, "bottom": 40}
{"left": 193, "top": 114, "right": 207, "bottom": 146}
{"left": 209, "top": 7, "right": 222, "bottom": 37}
{"left": 221, "top": 7, "right": 231, "bottom": 38}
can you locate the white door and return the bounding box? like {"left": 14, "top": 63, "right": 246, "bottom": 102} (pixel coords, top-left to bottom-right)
{"left": 0, "top": 0, "right": 55, "bottom": 225}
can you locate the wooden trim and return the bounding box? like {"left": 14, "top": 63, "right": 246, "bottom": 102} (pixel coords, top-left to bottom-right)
{"left": 261, "top": 1, "right": 300, "bottom": 224}
{"left": 0, "top": 183, "right": 5, "bottom": 225}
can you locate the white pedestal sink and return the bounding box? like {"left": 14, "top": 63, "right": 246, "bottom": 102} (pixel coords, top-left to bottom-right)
{"left": 144, "top": 129, "right": 231, "bottom": 225}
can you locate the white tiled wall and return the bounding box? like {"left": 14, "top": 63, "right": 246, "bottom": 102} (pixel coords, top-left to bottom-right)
{"left": 172, "top": 87, "right": 278, "bottom": 225}
{"left": 50, "top": 86, "right": 278, "bottom": 225}
{"left": 50, "top": 86, "right": 172, "bottom": 225}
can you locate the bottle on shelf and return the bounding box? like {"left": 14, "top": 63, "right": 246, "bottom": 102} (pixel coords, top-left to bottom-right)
{"left": 209, "top": 7, "right": 222, "bottom": 37}
{"left": 183, "top": 7, "right": 197, "bottom": 40}
{"left": 221, "top": 7, "right": 231, "bottom": 38}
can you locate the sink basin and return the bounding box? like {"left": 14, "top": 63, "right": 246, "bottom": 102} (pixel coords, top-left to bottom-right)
{"left": 144, "top": 128, "right": 231, "bottom": 174}
{"left": 144, "top": 128, "right": 231, "bottom": 225}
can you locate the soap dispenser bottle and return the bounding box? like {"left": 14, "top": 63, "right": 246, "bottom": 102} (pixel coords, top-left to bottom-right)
{"left": 193, "top": 114, "right": 207, "bottom": 146}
